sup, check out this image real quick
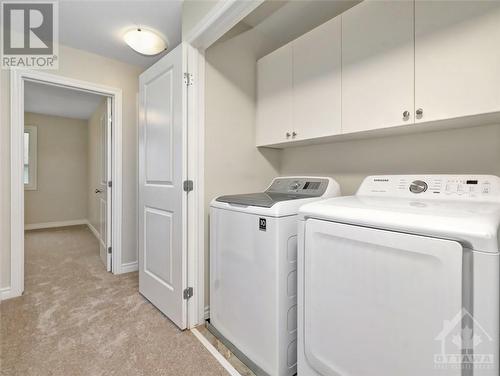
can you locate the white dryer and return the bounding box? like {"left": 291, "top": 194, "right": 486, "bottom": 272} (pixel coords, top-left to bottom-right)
{"left": 210, "top": 177, "right": 341, "bottom": 376}
{"left": 297, "top": 175, "right": 500, "bottom": 376}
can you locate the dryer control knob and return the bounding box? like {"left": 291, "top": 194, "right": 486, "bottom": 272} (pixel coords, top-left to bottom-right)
{"left": 409, "top": 180, "right": 428, "bottom": 194}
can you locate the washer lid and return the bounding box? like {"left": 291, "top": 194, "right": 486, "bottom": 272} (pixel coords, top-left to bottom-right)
{"left": 299, "top": 195, "right": 500, "bottom": 253}
{"left": 216, "top": 192, "right": 308, "bottom": 208}
{"left": 211, "top": 176, "right": 341, "bottom": 216}
{"left": 216, "top": 176, "right": 332, "bottom": 207}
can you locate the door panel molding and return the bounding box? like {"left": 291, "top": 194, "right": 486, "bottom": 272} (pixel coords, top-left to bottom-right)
{"left": 144, "top": 68, "right": 174, "bottom": 185}
{"left": 144, "top": 206, "right": 174, "bottom": 289}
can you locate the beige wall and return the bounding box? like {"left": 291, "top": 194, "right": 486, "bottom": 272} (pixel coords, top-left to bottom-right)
{"left": 1, "top": 45, "right": 142, "bottom": 288}
{"left": 24, "top": 113, "right": 88, "bottom": 225}
{"left": 280, "top": 123, "right": 500, "bottom": 195}
{"left": 204, "top": 24, "right": 282, "bottom": 304}
{"left": 182, "top": 0, "right": 219, "bottom": 38}
{"left": 87, "top": 99, "right": 107, "bottom": 235}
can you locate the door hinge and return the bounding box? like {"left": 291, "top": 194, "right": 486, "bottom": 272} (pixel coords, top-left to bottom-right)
{"left": 108, "top": 181, "right": 112, "bottom": 188}
{"left": 107, "top": 246, "right": 112, "bottom": 254}
{"left": 183, "top": 180, "right": 194, "bottom": 192}
{"left": 184, "top": 72, "right": 193, "bottom": 86}
{"left": 183, "top": 287, "right": 193, "bottom": 300}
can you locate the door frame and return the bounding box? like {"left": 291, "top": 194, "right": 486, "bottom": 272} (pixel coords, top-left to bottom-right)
{"left": 9, "top": 69, "right": 123, "bottom": 298}
{"left": 183, "top": 0, "right": 264, "bottom": 328}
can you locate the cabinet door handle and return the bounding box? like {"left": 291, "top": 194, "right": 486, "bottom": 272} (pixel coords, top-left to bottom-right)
{"left": 416, "top": 108, "right": 424, "bottom": 117}
{"left": 292, "top": 131, "right": 297, "bottom": 137}
{"left": 286, "top": 132, "right": 291, "bottom": 138}
{"left": 403, "top": 110, "right": 410, "bottom": 120}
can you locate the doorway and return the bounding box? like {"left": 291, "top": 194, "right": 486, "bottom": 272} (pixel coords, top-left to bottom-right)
{"left": 9, "top": 70, "right": 123, "bottom": 297}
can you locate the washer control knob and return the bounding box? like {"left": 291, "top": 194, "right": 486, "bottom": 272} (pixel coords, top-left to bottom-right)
{"left": 409, "top": 180, "right": 428, "bottom": 194}
{"left": 290, "top": 182, "right": 301, "bottom": 190}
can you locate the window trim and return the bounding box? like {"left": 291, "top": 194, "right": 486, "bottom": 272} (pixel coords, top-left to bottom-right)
{"left": 24, "top": 125, "right": 37, "bottom": 191}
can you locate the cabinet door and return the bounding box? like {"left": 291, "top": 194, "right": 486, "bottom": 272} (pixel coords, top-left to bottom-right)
{"left": 256, "top": 44, "right": 293, "bottom": 146}
{"left": 342, "top": 0, "right": 414, "bottom": 134}
{"left": 293, "top": 16, "right": 342, "bottom": 140}
{"left": 415, "top": 1, "right": 500, "bottom": 123}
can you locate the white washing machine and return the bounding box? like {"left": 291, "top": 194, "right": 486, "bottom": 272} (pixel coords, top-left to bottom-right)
{"left": 210, "top": 177, "right": 341, "bottom": 376}
{"left": 297, "top": 175, "right": 500, "bottom": 376}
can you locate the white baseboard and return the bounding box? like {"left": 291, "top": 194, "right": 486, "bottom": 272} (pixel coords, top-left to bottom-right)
{"left": 120, "top": 261, "right": 138, "bottom": 273}
{"left": 0, "top": 286, "right": 16, "bottom": 301}
{"left": 204, "top": 305, "right": 210, "bottom": 320}
{"left": 88, "top": 222, "right": 136, "bottom": 275}
{"left": 25, "top": 219, "right": 88, "bottom": 231}
{"left": 86, "top": 221, "right": 101, "bottom": 240}
{"left": 191, "top": 328, "right": 241, "bottom": 376}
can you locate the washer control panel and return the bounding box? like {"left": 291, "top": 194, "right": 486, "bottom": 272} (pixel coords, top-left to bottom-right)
{"left": 357, "top": 175, "right": 500, "bottom": 201}
{"left": 266, "top": 177, "right": 329, "bottom": 196}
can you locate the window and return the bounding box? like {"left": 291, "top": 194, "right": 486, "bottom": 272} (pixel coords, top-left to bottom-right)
{"left": 24, "top": 125, "right": 37, "bottom": 190}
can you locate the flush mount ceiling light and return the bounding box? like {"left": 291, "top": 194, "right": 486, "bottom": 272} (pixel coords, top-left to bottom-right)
{"left": 124, "top": 28, "right": 167, "bottom": 56}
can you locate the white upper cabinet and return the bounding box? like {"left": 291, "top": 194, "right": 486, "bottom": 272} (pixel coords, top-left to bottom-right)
{"left": 256, "top": 0, "right": 500, "bottom": 148}
{"left": 292, "top": 16, "right": 342, "bottom": 141}
{"left": 415, "top": 0, "right": 500, "bottom": 123}
{"left": 342, "top": 0, "right": 415, "bottom": 134}
{"left": 256, "top": 44, "right": 293, "bottom": 147}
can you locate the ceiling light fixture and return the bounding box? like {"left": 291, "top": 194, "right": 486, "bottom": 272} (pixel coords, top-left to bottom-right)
{"left": 124, "top": 28, "right": 167, "bottom": 56}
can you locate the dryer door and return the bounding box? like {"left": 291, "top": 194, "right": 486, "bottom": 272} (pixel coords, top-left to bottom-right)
{"left": 302, "top": 219, "right": 465, "bottom": 376}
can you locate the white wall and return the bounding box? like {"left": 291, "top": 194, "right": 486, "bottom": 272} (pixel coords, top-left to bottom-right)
{"left": 24, "top": 112, "right": 88, "bottom": 225}
{"left": 204, "top": 24, "right": 282, "bottom": 304}
{"left": 1, "top": 45, "right": 142, "bottom": 288}
{"left": 280, "top": 123, "right": 500, "bottom": 195}
{"left": 182, "top": 0, "right": 219, "bottom": 38}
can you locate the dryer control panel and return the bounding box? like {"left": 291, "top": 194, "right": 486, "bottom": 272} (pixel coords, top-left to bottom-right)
{"left": 357, "top": 175, "right": 500, "bottom": 201}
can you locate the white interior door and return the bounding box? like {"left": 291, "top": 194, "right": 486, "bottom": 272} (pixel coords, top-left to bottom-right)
{"left": 98, "top": 99, "right": 112, "bottom": 272}
{"left": 138, "top": 45, "right": 187, "bottom": 329}
{"left": 105, "top": 97, "right": 112, "bottom": 271}
{"left": 302, "top": 219, "right": 463, "bottom": 376}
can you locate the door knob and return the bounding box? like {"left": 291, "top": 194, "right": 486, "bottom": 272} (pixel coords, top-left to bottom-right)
{"left": 95, "top": 189, "right": 103, "bottom": 194}
{"left": 403, "top": 110, "right": 410, "bottom": 120}
{"left": 416, "top": 108, "right": 424, "bottom": 117}
{"left": 286, "top": 132, "right": 291, "bottom": 138}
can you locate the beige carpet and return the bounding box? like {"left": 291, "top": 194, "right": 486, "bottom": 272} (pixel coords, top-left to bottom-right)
{"left": 0, "top": 225, "right": 227, "bottom": 376}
